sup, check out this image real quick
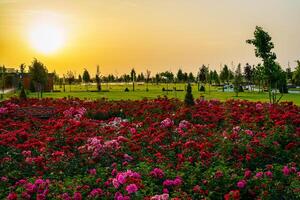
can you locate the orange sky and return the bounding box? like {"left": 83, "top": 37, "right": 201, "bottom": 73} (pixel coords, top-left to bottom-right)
{"left": 1, "top": 0, "right": 300, "bottom": 76}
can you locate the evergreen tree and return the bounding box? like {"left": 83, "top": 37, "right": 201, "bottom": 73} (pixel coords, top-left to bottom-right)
{"left": 130, "top": 68, "right": 136, "bottom": 91}
{"left": 177, "top": 69, "right": 184, "bottom": 82}
{"left": 82, "top": 69, "right": 91, "bottom": 91}
{"left": 244, "top": 63, "right": 253, "bottom": 89}
{"left": 234, "top": 64, "right": 243, "bottom": 97}
{"left": 184, "top": 83, "right": 195, "bottom": 106}
{"left": 220, "top": 65, "right": 230, "bottom": 84}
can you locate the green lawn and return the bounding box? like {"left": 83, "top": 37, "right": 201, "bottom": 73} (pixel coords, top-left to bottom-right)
{"left": 2, "top": 83, "right": 300, "bottom": 105}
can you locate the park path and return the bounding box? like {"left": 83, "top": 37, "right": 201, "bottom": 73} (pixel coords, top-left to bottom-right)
{"left": 0, "top": 88, "right": 15, "bottom": 94}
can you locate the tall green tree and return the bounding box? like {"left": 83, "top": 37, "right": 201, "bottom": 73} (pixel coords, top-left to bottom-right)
{"left": 96, "top": 65, "right": 101, "bottom": 91}
{"left": 253, "top": 64, "right": 264, "bottom": 92}
{"left": 220, "top": 65, "right": 230, "bottom": 85}
{"left": 82, "top": 68, "right": 91, "bottom": 91}
{"left": 286, "top": 66, "right": 293, "bottom": 84}
{"left": 247, "top": 26, "right": 285, "bottom": 103}
{"left": 234, "top": 64, "right": 243, "bottom": 97}
{"left": 198, "top": 65, "right": 208, "bottom": 91}
{"left": 29, "top": 58, "right": 48, "bottom": 98}
{"left": 66, "top": 70, "right": 75, "bottom": 92}
{"left": 188, "top": 72, "right": 195, "bottom": 82}
{"left": 212, "top": 70, "right": 220, "bottom": 85}
{"left": 244, "top": 63, "right": 253, "bottom": 90}
{"left": 130, "top": 68, "right": 136, "bottom": 91}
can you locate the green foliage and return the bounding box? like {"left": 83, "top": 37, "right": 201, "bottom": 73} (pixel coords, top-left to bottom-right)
{"left": 220, "top": 65, "right": 230, "bottom": 84}
{"left": 246, "top": 26, "right": 276, "bottom": 62}
{"left": 199, "top": 85, "right": 205, "bottom": 92}
{"left": 198, "top": 65, "right": 209, "bottom": 84}
{"left": 247, "top": 26, "right": 286, "bottom": 103}
{"left": 184, "top": 83, "right": 194, "bottom": 106}
{"left": 19, "top": 87, "right": 27, "bottom": 100}
{"left": 234, "top": 64, "right": 243, "bottom": 97}
{"left": 244, "top": 63, "right": 253, "bottom": 85}
{"left": 29, "top": 58, "right": 48, "bottom": 92}
{"left": 82, "top": 69, "right": 90, "bottom": 83}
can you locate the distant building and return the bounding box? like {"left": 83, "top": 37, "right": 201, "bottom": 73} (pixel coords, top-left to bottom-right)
{"left": 22, "top": 73, "right": 54, "bottom": 92}
{"left": 0, "top": 68, "right": 54, "bottom": 92}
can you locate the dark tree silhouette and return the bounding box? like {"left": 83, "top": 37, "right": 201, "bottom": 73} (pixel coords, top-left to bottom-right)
{"left": 29, "top": 58, "right": 48, "bottom": 98}
{"left": 82, "top": 69, "right": 90, "bottom": 91}
{"left": 130, "top": 68, "right": 136, "bottom": 91}
{"left": 184, "top": 82, "right": 194, "bottom": 106}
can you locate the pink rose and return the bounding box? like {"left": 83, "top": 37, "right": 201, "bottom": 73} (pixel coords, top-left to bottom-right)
{"left": 126, "top": 184, "right": 138, "bottom": 194}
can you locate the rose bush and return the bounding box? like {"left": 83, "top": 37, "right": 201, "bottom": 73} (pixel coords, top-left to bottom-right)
{"left": 0, "top": 97, "right": 299, "bottom": 199}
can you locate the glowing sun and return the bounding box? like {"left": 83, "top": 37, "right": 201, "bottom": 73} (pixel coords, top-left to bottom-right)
{"left": 29, "top": 22, "right": 65, "bottom": 54}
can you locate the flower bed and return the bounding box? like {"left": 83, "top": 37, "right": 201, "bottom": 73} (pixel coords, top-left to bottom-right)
{"left": 0, "top": 98, "right": 299, "bottom": 199}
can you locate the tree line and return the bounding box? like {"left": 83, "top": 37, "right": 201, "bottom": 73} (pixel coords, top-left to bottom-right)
{"left": 1, "top": 26, "right": 300, "bottom": 103}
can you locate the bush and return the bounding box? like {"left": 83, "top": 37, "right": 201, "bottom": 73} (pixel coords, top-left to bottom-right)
{"left": 200, "top": 85, "right": 205, "bottom": 92}
{"left": 239, "top": 85, "right": 244, "bottom": 92}
{"left": 19, "top": 87, "right": 27, "bottom": 100}
{"left": 184, "top": 83, "right": 195, "bottom": 106}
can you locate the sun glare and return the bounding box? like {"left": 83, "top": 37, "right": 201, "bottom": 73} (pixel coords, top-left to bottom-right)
{"left": 29, "top": 22, "right": 65, "bottom": 54}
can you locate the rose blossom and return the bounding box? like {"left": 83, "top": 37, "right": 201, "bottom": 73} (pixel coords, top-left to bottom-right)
{"left": 255, "top": 172, "right": 263, "bottom": 179}
{"left": 265, "top": 171, "right": 273, "bottom": 178}
{"left": 237, "top": 180, "right": 247, "bottom": 189}
{"left": 126, "top": 184, "right": 138, "bottom": 194}
{"left": 282, "top": 166, "right": 290, "bottom": 176}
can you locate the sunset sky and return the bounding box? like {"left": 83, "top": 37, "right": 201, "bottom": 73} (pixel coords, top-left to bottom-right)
{"left": 1, "top": 0, "right": 300, "bottom": 76}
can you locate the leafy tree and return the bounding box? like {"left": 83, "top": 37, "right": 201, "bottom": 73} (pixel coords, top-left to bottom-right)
{"left": 78, "top": 75, "right": 82, "bottom": 83}
{"left": 199, "top": 65, "right": 208, "bottom": 84}
{"left": 234, "top": 64, "right": 243, "bottom": 97}
{"left": 130, "top": 68, "right": 136, "bottom": 91}
{"left": 253, "top": 64, "right": 264, "bottom": 92}
{"left": 177, "top": 69, "right": 184, "bottom": 82}
{"left": 220, "top": 65, "right": 230, "bottom": 85}
{"left": 212, "top": 70, "right": 220, "bottom": 85}
{"left": 198, "top": 65, "right": 208, "bottom": 91}
{"left": 29, "top": 58, "right": 48, "bottom": 98}
{"left": 247, "top": 26, "right": 285, "bottom": 103}
{"left": 188, "top": 72, "right": 195, "bottom": 82}
{"left": 52, "top": 70, "right": 59, "bottom": 88}
{"left": 160, "top": 71, "right": 174, "bottom": 82}
{"left": 96, "top": 65, "right": 101, "bottom": 91}
{"left": 19, "top": 86, "right": 27, "bottom": 100}
{"left": 18, "top": 63, "right": 26, "bottom": 90}
{"left": 183, "top": 72, "right": 188, "bottom": 82}
{"left": 83, "top": 69, "right": 91, "bottom": 83}
{"left": 228, "top": 69, "right": 234, "bottom": 82}
{"left": 292, "top": 60, "right": 300, "bottom": 86}
{"left": 155, "top": 73, "right": 160, "bottom": 85}
{"left": 66, "top": 70, "right": 75, "bottom": 92}
{"left": 208, "top": 70, "right": 214, "bottom": 85}
{"left": 184, "top": 83, "right": 194, "bottom": 106}
{"left": 82, "top": 69, "right": 91, "bottom": 91}
{"left": 137, "top": 73, "right": 145, "bottom": 82}
{"left": 244, "top": 63, "right": 253, "bottom": 89}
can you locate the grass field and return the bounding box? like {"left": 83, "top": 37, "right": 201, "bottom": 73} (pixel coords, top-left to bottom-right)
{"left": 2, "top": 83, "right": 300, "bottom": 105}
